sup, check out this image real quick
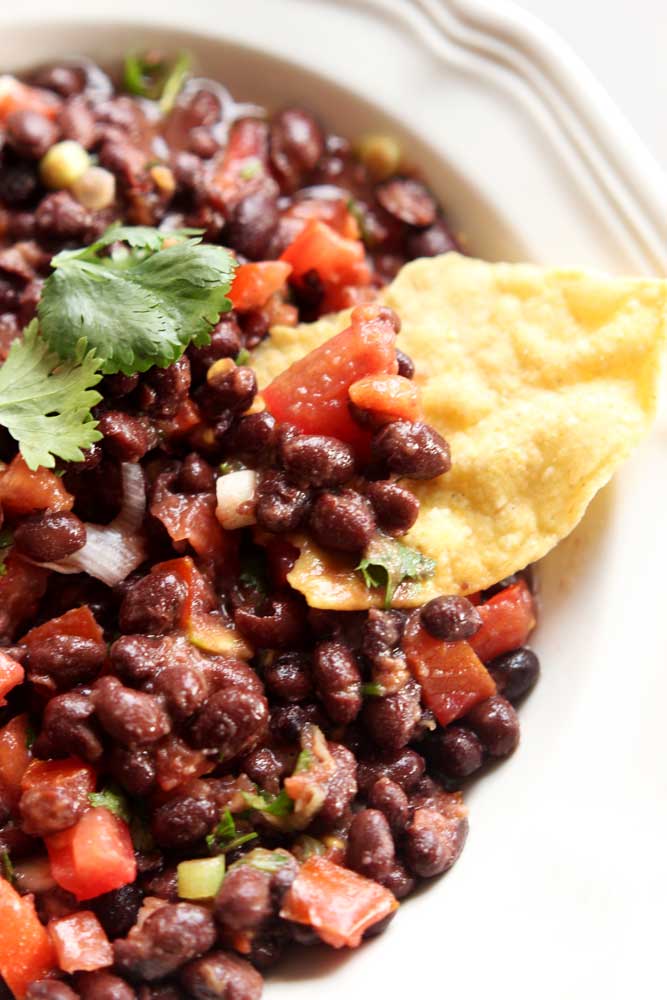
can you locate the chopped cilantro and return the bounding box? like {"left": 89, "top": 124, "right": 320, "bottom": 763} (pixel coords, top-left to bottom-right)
{"left": 39, "top": 224, "right": 236, "bottom": 376}
{"left": 230, "top": 848, "right": 291, "bottom": 874}
{"left": 238, "top": 159, "right": 262, "bottom": 182}
{"left": 235, "top": 347, "right": 251, "bottom": 365}
{"left": 357, "top": 534, "right": 436, "bottom": 607}
{"left": 206, "top": 808, "right": 258, "bottom": 854}
{"left": 89, "top": 787, "right": 131, "bottom": 823}
{"left": 242, "top": 788, "right": 294, "bottom": 818}
{"left": 1, "top": 851, "right": 14, "bottom": 885}
{"left": 238, "top": 548, "right": 269, "bottom": 596}
{"left": 361, "top": 681, "right": 385, "bottom": 697}
{"left": 123, "top": 51, "right": 191, "bottom": 112}
{"left": 0, "top": 528, "right": 12, "bottom": 577}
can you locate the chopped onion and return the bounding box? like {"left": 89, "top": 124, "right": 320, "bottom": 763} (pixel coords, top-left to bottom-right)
{"left": 177, "top": 856, "right": 226, "bottom": 900}
{"left": 215, "top": 469, "right": 257, "bottom": 530}
{"left": 34, "top": 463, "right": 147, "bottom": 586}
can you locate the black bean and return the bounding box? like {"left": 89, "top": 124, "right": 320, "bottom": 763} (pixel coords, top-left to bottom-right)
{"left": 19, "top": 783, "right": 88, "bottom": 837}
{"left": 312, "top": 639, "right": 362, "bottom": 725}
{"left": 239, "top": 308, "right": 269, "bottom": 350}
{"left": 362, "top": 609, "right": 404, "bottom": 659}
{"left": 269, "top": 703, "right": 322, "bottom": 744}
{"left": 234, "top": 598, "right": 304, "bottom": 649}
{"left": 180, "top": 952, "right": 263, "bottom": 1000}
{"left": 222, "top": 412, "right": 276, "bottom": 467}
{"left": 32, "top": 64, "right": 84, "bottom": 96}
{"left": 405, "top": 805, "right": 468, "bottom": 878}
{"left": 26, "top": 632, "right": 106, "bottom": 691}
{"left": 357, "top": 747, "right": 425, "bottom": 794}
{"left": 367, "top": 776, "right": 409, "bottom": 834}
{"left": 270, "top": 109, "right": 324, "bottom": 193}
{"left": 89, "top": 883, "right": 143, "bottom": 940}
{"left": 14, "top": 511, "right": 86, "bottom": 562}
{"left": 396, "top": 349, "right": 415, "bottom": 379}
{"left": 225, "top": 179, "right": 279, "bottom": 260}
{"left": 465, "top": 695, "right": 520, "bottom": 758}
{"left": 114, "top": 903, "right": 217, "bottom": 981}
{"left": 6, "top": 110, "right": 59, "bottom": 160}
{"left": 188, "top": 318, "right": 241, "bottom": 382}
{"left": 77, "top": 972, "right": 136, "bottom": 1000}
{"left": 430, "top": 725, "right": 484, "bottom": 779}
{"left": 376, "top": 178, "right": 437, "bottom": 227}
{"left": 151, "top": 795, "right": 218, "bottom": 848}
{"left": 405, "top": 218, "right": 457, "bottom": 259}
{"left": 35, "top": 191, "right": 91, "bottom": 240}
{"left": 420, "top": 595, "right": 482, "bottom": 641}
{"left": 255, "top": 470, "right": 310, "bottom": 534}
{"left": 263, "top": 651, "right": 312, "bottom": 703}
{"left": 34, "top": 689, "right": 103, "bottom": 762}
{"left": 242, "top": 746, "right": 289, "bottom": 795}
{"left": 310, "top": 489, "right": 376, "bottom": 552}
{"left": 97, "top": 411, "right": 149, "bottom": 463}
{"left": 103, "top": 373, "right": 140, "bottom": 398}
{"left": 372, "top": 420, "right": 451, "bottom": 479}
{"left": 119, "top": 571, "right": 187, "bottom": 635}
{"left": 205, "top": 364, "right": 256, "bottom": 415}
{"left": 177, "top": 454, "right": 215, "bottom": 494}
{"left": 214, "top": 866, "right": 272, "bottom": 933}
{"left": 280, "top": 434, "right": 354, "bottom": 489}
{"left": 143, "top": 868, "right": 179, "bottom": 902}
{"left": 366, "top": 480, "right": 419, "bottom": 536}
{"left": 108, "top": 745, "right": 157, "bottom": 797}
{"left": 487, "top": 647, "right": 540, "bottom": 702}
{"left": 26, "top": 983, "right": 78, "bottom": 1000}
{"left": 59, "top": 98, "right": 96, "bottom": 149}
{"left": 380, "top": 862, "right": 415, "bottom": 900}
{"left": 315, "top": 742, "right": 358, "bottom": 831}
{"left": 0, "top": 165, "right": 38, "bottom": 205}
{"left": 93, "top": 676, "right": 171, "bottom": 747}
{"left": 188, "top": 686, "right": 268, "bottom": 759}
{"left": 109, "top": 634, "right": 167, "bottom": 687}
{"left": 153, "top": 666, "right": 208, "bottom": 722}
{"left": 346, "top": 809, "right": 395, "bottom": 880}
{"left": 141, "top": 357, "right": 191, "bottom": 419}
{"left": 362, "top": 679, "right": 421, "bottom": 750}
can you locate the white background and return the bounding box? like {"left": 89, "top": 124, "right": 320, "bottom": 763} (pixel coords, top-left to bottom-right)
{"left": 518, "top": 0, "right": 667, "bottom": 164}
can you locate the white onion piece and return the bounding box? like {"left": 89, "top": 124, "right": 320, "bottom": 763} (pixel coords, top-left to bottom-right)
{"left": 35, "top": 463, "right": 147, "bottom": 587}
{"left": 215, "top": 470, "right": 257, "bottom": 530}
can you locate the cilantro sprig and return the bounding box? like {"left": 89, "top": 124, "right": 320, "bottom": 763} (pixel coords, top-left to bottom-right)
{"left": 38, "top": 225, "right": 236, "bottom": 375}
{"left": 0, "top": 225, "right": 236, "bottom": 468}
{"left": 357, "top": 534, "right": 436, "bottom": 607}
{"left": 206, "top": 809, "right": 258, "bottom": 854}
{"left": 123, "top": 51, "right": 191, "bottom": 113}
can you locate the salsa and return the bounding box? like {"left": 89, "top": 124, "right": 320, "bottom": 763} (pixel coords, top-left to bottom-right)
{"left": 0, "top": 53, "right": 539, "bottom": 1000}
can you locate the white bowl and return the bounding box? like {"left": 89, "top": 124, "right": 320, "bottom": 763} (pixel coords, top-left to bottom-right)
{"left": 1, "top": 4, "right": 666, "bottom": 999}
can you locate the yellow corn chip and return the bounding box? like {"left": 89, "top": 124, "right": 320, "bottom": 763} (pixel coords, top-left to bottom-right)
{"left": 251, "top": 253, "right": 667, "bottom": 609}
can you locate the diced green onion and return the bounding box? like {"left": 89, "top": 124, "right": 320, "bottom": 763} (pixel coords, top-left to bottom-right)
{"left": 177, "top": 856, "right": 226, "bottom": 900}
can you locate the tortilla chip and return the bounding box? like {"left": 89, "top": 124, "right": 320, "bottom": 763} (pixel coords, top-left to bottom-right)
{"left": 252, "top": 253, "right": 667, "bottom": 609}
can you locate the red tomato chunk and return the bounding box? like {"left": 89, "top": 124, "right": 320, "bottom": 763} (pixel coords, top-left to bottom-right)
{"left": 48, "top": 911, "right": 113, "bottom": 973}
{"left": 46, "top": 807, "right": 136, "bottom": 901}
{"left": 470, "top": 580, "right": 536, "bottom": 663}
{"left": 0, "top": 877, "right": 56, "bottom": 998}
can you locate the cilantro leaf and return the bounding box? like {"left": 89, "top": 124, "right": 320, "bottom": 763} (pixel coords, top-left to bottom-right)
{"left": 357, "top": 534, "right": 436, "bottom": 607}
{"left": 1, "top": 851, "right": 14, "bottom": 885}
{"left": 89, "top": 786, "right": 131, "bottom": 822}
{"left": 230, "top": 849, "right": 292, "bottom": 874}
{"left": 294, "top": 748, "right": 313, "bottom": 774}
{"left": 0, "top": 321, "right": 102, "bottom": 469}
{"left": 361, "top": 681, "right": 385, "bottom": 697}
{"left": 123, "top": 51, "right": 191, "bottom": 112}
{"left": 38, "top": 226, "right": 237, "bottom": 375}
{"left": 0, "top": 529, "right": 12, "bottom": 577}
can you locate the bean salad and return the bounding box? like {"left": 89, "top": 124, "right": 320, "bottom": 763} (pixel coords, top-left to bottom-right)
{"left": 0, "top": 53, "right": 540, "bottom": 1000}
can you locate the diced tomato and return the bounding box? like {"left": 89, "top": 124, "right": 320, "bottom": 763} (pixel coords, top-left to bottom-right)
{"left": 153, "top": 557, "right": 252, "bottom": 659}
{"left": 21, "top": 606, "right": 103, "bottom": 675}
{"left": 48, "top": 911, "right": 113, "bottom": 974}
{"left": 0, "top": 714, "right": 31, "bottom": 806}
{"left": 280, "top": 856, "right": 398, "bottom": 949}
{"left": 156, "top": 398, "right": 202, "bottom": 440}
{"left": 349, "top": 374, "right": 422, "bottom": 423}
{"left": 149, "top": 480, "right": 232, "bottom": 568}
{"left": 470, "top": 580, "right": 536, "bottom": 663}
{"left": 0, "top": 76, "right": 61, "bottom": 123}
{"left": 0, "top": 877, "right": 57, "bottom": 998}
{"left": 46, "top": 807, "right": 136, "bottom": 901}
{"left": 280, "top": 219, "right": 370, "bottom": 290}
{"left": 21, "top": 758, "right": 96, "bottom": 803}
{"left": 262, "top": 304, "right": 398, "bottom": 455}
{"left": 403, "top": 611, "right": 496, "bottom": 728}
{"left": 211, "top": 118, "right": 268, "bottom": 201}
{"left": 284, "top": 197, "right": 360, "bottom": 239}
{"left": 155, "top": 734, "right": 216, "bottom": 792}
{"left": 0, "top": 455, "right": 74, "bottom": 518}
{"left": 0, "top": 651, "right": 24, "bottom": 706}
{"left": 0, "top": 555, "right": 48, "bottom": 642}
{"left": 230, "top": 261, "right": 292, "bottom": 312}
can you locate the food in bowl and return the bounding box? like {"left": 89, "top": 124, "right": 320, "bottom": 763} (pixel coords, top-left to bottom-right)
{"left": 0, "top": 52, "right": 663, "bottom": 1000}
